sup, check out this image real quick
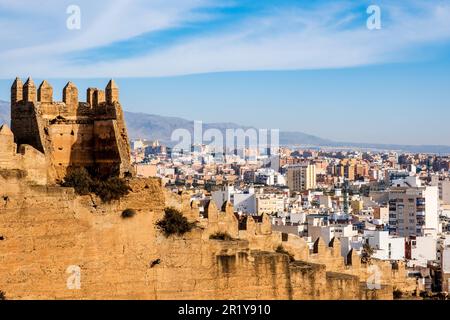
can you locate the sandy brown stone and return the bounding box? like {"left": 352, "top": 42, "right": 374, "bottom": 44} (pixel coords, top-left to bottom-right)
{"left": 10, "top": 78, "right": 133, "bottom": 182}
{"left": 0, "top": 78, "right": 418, "bottom": 300}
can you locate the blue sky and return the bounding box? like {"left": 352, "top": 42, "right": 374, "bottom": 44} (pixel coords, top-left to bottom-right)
{"left": 1, "top": 0, "right": 450, "bottom": 145}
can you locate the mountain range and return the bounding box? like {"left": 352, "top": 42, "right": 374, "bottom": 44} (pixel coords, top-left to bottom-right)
{"left": 0, "top": 100, "right": 10, "bottom": 126}
{"left": 1, "top": 100, "right": 449, "bottom": 154}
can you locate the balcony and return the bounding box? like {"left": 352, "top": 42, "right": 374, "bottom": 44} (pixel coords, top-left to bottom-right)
{"left": 416, "top": 198, "right": 426, "bottom": 206}
{"left": 416, "top": 211, "right": 425, "bottom": 217}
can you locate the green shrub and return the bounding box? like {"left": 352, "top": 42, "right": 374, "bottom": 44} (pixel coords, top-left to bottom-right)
{"left": 276, "top": 245, "right": 295, "bottom": 262}
{"left": 156, "top": 207, "right": 196, "bottom": 237}
{"left": 210, "top": 232, "right": 234, "bottom": 241}
{"left": 122, "top": 208, "right": 136, "bottom": 219}
{"left": 62, "top": 168, "right": 130, "bottom": 203}
{"left": 62, "top": 167, "right": 93, "bottom": 195}
{"left": 0, "top": 290, "right": 5, "bottom": 300}
{"left": 92, "top": 177, "right": 130, "bottom": 203}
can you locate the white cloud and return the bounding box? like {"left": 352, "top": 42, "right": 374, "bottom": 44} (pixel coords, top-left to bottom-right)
{"left": 1, "top": 0, "right": 450, "bottom": 78}
{"left": 0, "top": 0, "right": 216, "bottom": 62}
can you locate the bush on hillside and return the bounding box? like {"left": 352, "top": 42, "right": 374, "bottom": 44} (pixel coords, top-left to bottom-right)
{"left": 62, "top": 167, "right": 93, "bottom": 195}
{"left": 62, "top": 168, "right": 130, "bottom": 203}
{"left": 156, "top": 207, "right": 196, "bottom": 237}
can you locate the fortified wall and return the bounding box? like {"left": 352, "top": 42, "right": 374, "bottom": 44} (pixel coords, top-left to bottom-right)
{"left": 0, "top": 124, "right": 47, "bottom": 185}
{"left": 10, "top": 77, "right": 133, "bottom": 183}
{"left": 0, "top": 174, "right": 417, "bottom": 299}
{"left": 0, "top": 78, "right": 418, "bottom": 299}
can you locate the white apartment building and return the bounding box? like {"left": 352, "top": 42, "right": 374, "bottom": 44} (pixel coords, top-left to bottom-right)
{"left": 407, "top": 236, "right": 437, "bottom": 267}
{"left": 211, "top": 185, "right": 258, "bottom": 214}
{"left": 254, "top": 168, "right": 286, "bottom": 186}
{"left": 391, "top": 175, "right": 422, "bottom": 188}
{"left": 364, "top": 230, "right": 405, "bottom": 261}
{"left": 234, "top": 193, "right": 256, "bottom": 215}
{"left": 388, "top": 186, "right": 439, "bottom": 237}
{"left": 256, "top": 194, "right": 285, "bottom": 215}
{"left": 211, "top": 186, "right": 289, "bottom": 215}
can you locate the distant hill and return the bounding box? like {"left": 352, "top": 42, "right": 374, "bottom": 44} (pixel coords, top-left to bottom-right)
{"left": 1, "top": 100, "right": 449, "bottom": 154}
{"left": 123, "top": 111, "right": 333, "bottom": 146}
{"left": 0, "top": 100, "right": 9, "bottom": 126}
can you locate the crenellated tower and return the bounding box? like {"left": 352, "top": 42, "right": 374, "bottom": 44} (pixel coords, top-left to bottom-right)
{"left": 11, "top": 77, "right": 23, "bottom": 104}
{"left": 23, "top": 77, "right": 37, "bottom": 103}
{"left": 106, "top": 79, "right": 119, "bottom": 104}
{"left": 62, "top": 81, "right": 78, "bottom": 108}
{"left": 38, "top": 80, "right": 53, "bottom": 103}
{"left": 10, "top": 77, "right": 133, "bottom": 183}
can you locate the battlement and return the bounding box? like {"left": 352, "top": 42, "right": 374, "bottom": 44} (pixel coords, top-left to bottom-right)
{"left": 12, "top": 77, "right": 121, "bottom": 116}
{"left": 10, "top": 77, "right": 133, "bottom": 183}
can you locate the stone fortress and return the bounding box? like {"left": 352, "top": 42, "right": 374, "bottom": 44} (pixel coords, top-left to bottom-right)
{"left": 10, "top": 77, "right": 133, "bottom": 183}
{"left": 0, "top": 78, "right": 418, "bottom": 300}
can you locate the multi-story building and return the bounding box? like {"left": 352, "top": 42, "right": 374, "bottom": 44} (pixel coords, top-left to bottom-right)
{"left": 253, "top": 168, "right": 286, "bottom": 186}
{"left": 405, "top": 236, "right": 437, "bottom": 267}
{"left": 334, "top": 158, "right": 369, "bottom": 181}
{"left": 255, "top": 194, "right": 285, "bottom": 215}
{"left": 234, "top": 188, "right": 257, "bottom": 214}
{"left": 388, "top": 186, "right": 439, "bottom": 237}
{"left": 211, "top": 185, "right": 269, "bottom": 215}
{"left": 441, "top": 244, "right": 450, "bottom": 292}
{"left": 364, "top": 230, "right": 405, "bottom": 261}
{"left": 431, "top": 175, "right": 450, "bottom": 205}
{"left": 286, "top": 163, "right": 316, "bottom": 192}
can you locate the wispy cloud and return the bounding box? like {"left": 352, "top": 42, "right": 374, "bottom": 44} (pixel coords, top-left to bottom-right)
{"left": 1, "top": 0, "right": 450, "bottom": 78}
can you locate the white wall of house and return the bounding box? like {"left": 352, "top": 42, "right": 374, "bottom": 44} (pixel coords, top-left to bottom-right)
{"left": 441, "top": 246, "right": 450, "bottom": 273}
{"left": 234, "top": 193, "right": 256, "bottom": 214}
{"left": 365, "top": 230, "right": 405, "bottom": 260}
{"left": 424, "top": 186, "right": 439, "bottom": 232}
{"left": 411, "top": 236, "right": 437, "bottom": 267}
{"left": 289, "top": 212, "right": 306, "bottom": 224}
